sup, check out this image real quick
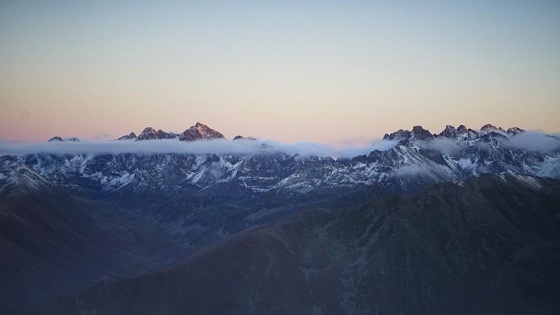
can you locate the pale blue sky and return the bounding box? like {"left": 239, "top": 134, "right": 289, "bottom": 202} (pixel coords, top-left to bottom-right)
{"left": 1, "top": 1, "right": 559, "bottom": 142}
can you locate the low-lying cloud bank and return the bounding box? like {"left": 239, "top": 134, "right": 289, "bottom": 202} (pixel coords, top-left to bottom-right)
{"left": 0, "top": 139, "right": 399, "bottom": 159}
{"left": 505, "top": 132, "right": 560, "bottom": 153}
{"left": 417, "top": 131, "right": 560, "bottom": 154}
{"left": 1, "top": 131, "right": 558, "bottom": 158}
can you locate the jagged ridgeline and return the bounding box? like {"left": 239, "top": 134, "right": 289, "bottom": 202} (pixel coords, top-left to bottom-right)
{"left": 120, "top": 122, "right": 226, "bottom": 141}
{"left": 1, "top": 123, "right": 560, "bottom": 314}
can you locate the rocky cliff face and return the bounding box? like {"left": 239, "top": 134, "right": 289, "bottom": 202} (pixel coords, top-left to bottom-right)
{"left": 116, "top": 122, "right": 225, "bottom": 141}
{"left": 117, "top": 132, "right": 137, "bottom": 140}
{"left": 178, "top": 122, "right": 225, "bottom": 141}
{"left": 136, "top": 127, "right": 178, "bottom": 140}
{"left": 48, "top": 137, "right": 80, "bottom": 142}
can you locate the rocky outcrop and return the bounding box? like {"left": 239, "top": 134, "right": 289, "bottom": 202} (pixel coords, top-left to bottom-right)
{"left": 117, "top": 132, "right": 137, "bottom": 140}
{"left": 179, "top": 122, "right": 225, "bottom": 141}
{"left": 136, "top": 127, "right": 178, "bottom": 140}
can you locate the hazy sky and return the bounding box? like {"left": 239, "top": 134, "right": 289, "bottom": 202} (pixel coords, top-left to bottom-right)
{"left": 1, "top": 1, "right": 559, "bottom": 143}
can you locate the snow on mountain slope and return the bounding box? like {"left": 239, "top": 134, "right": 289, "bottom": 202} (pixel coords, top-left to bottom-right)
{"left": 1, "top": 125, "right": 559, "bottom": 198}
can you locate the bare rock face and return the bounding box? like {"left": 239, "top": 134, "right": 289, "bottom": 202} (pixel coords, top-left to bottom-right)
{"left": 179, "top": 122, "right": 225, "bottom": 141}
{"left": 411, "top": 125, "right": 433, "bottom": 140}
{"left": 439, "top": 125, "right": 458, "bottom": 138}
{"left": 457, "top": 124, "right": 468, "bottom": 134}
{"left": 384, "top": 123, "right": 523, "bottom": 145}
{"left": 136, "top": 127, "right": 177, "bottom": 140}
{"left": 383, "top": 129, "right": 411, "bottom": 141}
{"left": 233, "top": 135, "right": 256, "bottom": 141}
{"left": 438, "top": 124, "right": 479, "bottom": 140}
{"left": 382, "top": 126, "right": 433, "bottom": 143}
{"left": 124, "top": 123, "right": 224, "bottom": 142}
{"left": 137, "top": 127, "right": 158, "bottom": 140}
{"left": 48, "top": 136, "right": 63, "bottom": 142}
{"left": 481, "top": 124, "right": 506, "bottom": 133}
{"left": 117, "top": 132, "right": 137, "bottom": 140}
{"left": 48, "top": 137, "right": 79, "bottom": 142}
{"left": 507, "top": 127, "right": 525, "bottom": 135}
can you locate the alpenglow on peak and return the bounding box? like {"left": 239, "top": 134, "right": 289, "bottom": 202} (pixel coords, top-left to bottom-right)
{"left": 114, "top": 122, "right": 226, "bottom": 141}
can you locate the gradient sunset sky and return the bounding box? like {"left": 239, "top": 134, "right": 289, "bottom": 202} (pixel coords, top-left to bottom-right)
{"left": 1, "top": 1, "right": 559, "bottom": 144}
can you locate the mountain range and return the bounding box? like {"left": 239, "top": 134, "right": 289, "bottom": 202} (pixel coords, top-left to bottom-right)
{"left": 119, "top": 122, "right": 226, "bottom": 141}
{"left": 1, "top": 123, "right": 560, "bottom": 314}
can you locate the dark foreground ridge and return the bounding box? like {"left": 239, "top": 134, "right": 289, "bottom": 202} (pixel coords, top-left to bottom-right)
{"left": 29, "top": 175, "right": 560, "bottom": 315}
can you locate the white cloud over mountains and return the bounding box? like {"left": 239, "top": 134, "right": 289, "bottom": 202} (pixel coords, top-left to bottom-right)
{"left": 0, "top": 138, "right": 399, "bottom": 159}
{"left": 417, "top": 131, "right": 560, "bottom": 154}
{"left": 505, "top": 132, "right": 560, "bottom": 153}
{"left": 1, "top": 131, "right": 558, "bottom": 158}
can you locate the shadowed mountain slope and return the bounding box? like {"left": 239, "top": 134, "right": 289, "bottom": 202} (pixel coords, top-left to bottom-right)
{"left": 37, "top": 174, "right": 560, "bottom": 315}
{"left": 0, "top": 168, "right": 187, "bottom": 312}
